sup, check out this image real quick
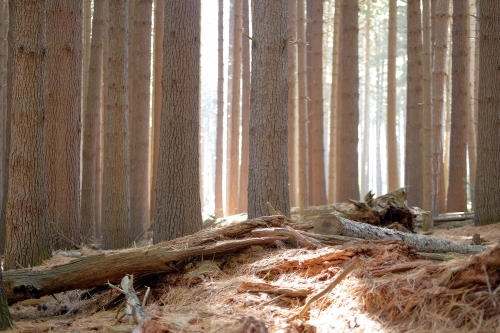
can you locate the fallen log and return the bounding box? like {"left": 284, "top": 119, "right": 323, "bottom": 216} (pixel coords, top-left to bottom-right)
{"left": 3, "top": 216, "right": 292, "bottom": 305}
{"left": 312, "top": 214, "right": 489, "bottom": 254}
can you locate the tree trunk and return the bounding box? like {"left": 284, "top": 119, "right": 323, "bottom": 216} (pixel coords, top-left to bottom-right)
{"left": 82, "top": 0, "right": 91, "bottom": 123}
{"left": 153, "top": 0, "right": 202, "bottom": 242}
{"left": 102, "top": 0, "right": 131, "bottom": 249}
{"left": 129, "top": 0, "right": 152, "bottom": 239}
{"left": 386, "top": 0, "right": 399, "bottom": 192}
{"left": 421, "top": 0, "right": 432, "bottom": 218}
{"left": 214, "top": 0, "right": 224, "bottom": 218}
{"left": 4, "top": 0, "right": 52, "bottom": 270}
{"left": 46, "top": 0, "right": 83, "bottom": 248}
{"left": 150, "top": 0, "right": 164, "bottom": 222}
{"left": 286, "top": 0, "right": 297, "bottom": 208}
{"left": 306, "top": 0, "right": 327, "bottom": 206}
{"left": 0, "top": 268, "right": 12, "bottom": 329}
{"left": 81, "top": 0, "right": 108, "bottom": 241}
{"left": 313, "top": 214, "right": 488, "bottom": 254}
{"left": 431, "top": 0, "right": 450, "bottom": 216}
{"left": 0, "top": 0, "right": 8, "bottom": 253}
{"left": 474, "top": 0, "right": 500, "bottom": 225}
{"left": 360, "top": 2, "right": 371, "bottom": 197}
{"left": 405, "top": 0, "right": 423, "bottom": 208}
{"left": 447, "top": 0, "right": 469, "bottom": 213}
{"left": 248, "top": 0, "right": 290, "bottom": 218}
{"left": 238, "top": 0, "right": 251, "bottom": 213}
{"left": 228, "top": 0, "right": 242, "bottom": 215}
{"left": 328, "top": 0, "right": 341, "bottom": 204}
{"left": 338, "top": 0, "right": 360, "bottom": 201}
{"left": 296, "top": 0, "right": 309, "bottom": 208}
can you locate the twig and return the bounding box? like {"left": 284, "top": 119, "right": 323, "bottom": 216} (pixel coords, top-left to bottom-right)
{"left": 297, "top": 257, "right": 361, "bottom": 319}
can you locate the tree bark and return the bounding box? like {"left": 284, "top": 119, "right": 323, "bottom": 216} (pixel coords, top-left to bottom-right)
{"left": 46, "top": 0, "right": 83, "bottom": 248}
{"left": 338, "top": 0, "right": 360, "bottom": 201}
{"left": 328, "top": 0, "right": 341, "bottom": 204}
{"left": 296, "top": 0, "right": 309, "bottom": 208}
{"left": 386, "top": 0, "right": 399, "bottom": 192}
{"left": 4, "top": 0, "right": 52, "bottom": 270}
{"left": 102, "top": 0, "right": 131, "bottom": 249}
{"left": 248, "top": 0, "right": 290, "bottom": 218}
{"left": 150, "top": 0, "right": 164, "bottom": 222}
{"left": 153, "top": 0, "right": 202, "bottom": 242}
{"left": 129, "top": 0, "right": 152, "bottom": 239}
{"left": 306, "top": 0, "right": 327, "bottom": 206}
{"left": 405, "top": 0, "right": 423, "bottom": 207}
{"left": 431, "top": 0, "right": 450, "bottom": 216}
{"left": 313, "top": 214, "right": 489, "bottom": 254}
{"left": 238, "top": 0, "right": 251, "bottom": 213}
{"left": 227, "top": 0, "right": 242, "bottom": 215}
{"left": 214, "top": 0, "right": 224, "bottom": 218}
{"left": 447, "top": 0, "right": 469, "bottom": 212}
{"left": 475, "top": 0, "right": 500, "bottom": 225}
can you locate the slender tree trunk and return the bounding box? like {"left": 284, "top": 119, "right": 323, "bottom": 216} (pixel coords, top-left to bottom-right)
{"left": 102, "top": 0, "right": 130, "bottom": 249}
{"left": 360, "top": 1, "right": 371, "bottom": 196}
{"left": 386, "top": 0, "right": 399, "bottom": 191}
{"left": 153, "top": 0, "right": 202, "bottom": 242}
{"left": 224, "top": 0, "right": 235, "bottom": 216}
{"left": 248, "top": 0, "right": 289, "bottom": 218}
{"left": 0, "top": 0, "right": 8, "bottom": 252}
{"left": 4, "top": 0, "right": 52, "bottom": 270}
{"left": 421, "top": 0, "right": 432, "bottom": 217}
{"left": 467, "top": 0, "right": 477, "bottom": 210}
{"left": 129, "top": 0, "right": 152, "bottom": 239}
{"left": 81, "top": 0, "right": 108, "bottom": 241}
{"left": 431, "top": 0, "right": 450, "bottom": 216}
{"left": 150, "top": 0, "right": 164, "bottom": 222}
{"left": 405, "top": 0, "right": 423, "bottom": 207}
{"left": 214, "top": 0, "right": 224, "bottom": 218}
{"left": 447, "top": 0, "right": 469, "bottom": 212}
{"left": 328, "top": 0, "right": 341, "bottom": 204}
{"left": 306, "top": 0, "right": 327, "bottom": 206}
{"left": 287, "top": 0, "right": 297, "bottom": 208}
{"left": 238, "top": 0, "right": 250, "bottom": 213}
{"left": 296, "top": 0, "right": 309, "bottom": 207}
{"left": 474, "top": 0, "right": 500, "bottom": 225}
{"left": 338, "top": 0, "right": 360, "bottom": 201}
{"left": 82, "top": 0, "right": 91, "bottom": 121}
{"left": 228, "top": 0, "right": 242, "bottom": 215}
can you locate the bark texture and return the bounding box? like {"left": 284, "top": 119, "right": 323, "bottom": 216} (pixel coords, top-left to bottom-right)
{"left": 306, "top": 0, "right": 327, "bottom": 206}
{"left": 447, "top": 0, "right": 469, "bottom": 212}
{"left": 475, "top": 0, "right": 500, "bottom": 225}
{"left": 248, "top": 0, "right": 290, "bottom": 218}
{"left": 81, "top": 0, "right": 108, "bottom": 240}
{"left": 102, "top": 0, "right": 130, "bottom": 249}
{"left": 4, "top": 0, "right": 52, "bottom": 270}
{"left": 153, "top": 0, "right": 202, "bottom": 242}
{"left": 46, "top": 0, "right": 82, "bottom": 248}
{"left": 214, "top": 0, "right": 224, "bottom": 217}
{"left": 405, "top": 0, "right": 423, "bottom": 207}
{"left": 386, "top": 0, "right": 399, "bottom": 191}
{"left": 129, "top": 0, "right": 152, "bottom": 239}
{"left": 338, "top": 0, "right": 360, "bottom": 201}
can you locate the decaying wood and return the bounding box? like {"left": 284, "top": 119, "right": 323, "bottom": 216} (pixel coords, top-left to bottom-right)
{"left": 297, "top": 257, "right": 361, "bottom": 319}
{"left": 313, "top": 214, "right": 489, "bottom": 254}
{"left": 3, "top": 216, "right": 293, "bottom": 304}
{"left": 108, "top": 275, "right": 148, "bottom": 325}
{"left": 3, "top": 213, "right": 492, "bottom": 306}
{"left": 237, "top": 282, "right": 312, "bottom": 298}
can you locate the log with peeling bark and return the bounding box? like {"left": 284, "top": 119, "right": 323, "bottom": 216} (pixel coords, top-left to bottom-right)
{"left": 3, "top": 216, "right": 292, "bottom": 304}
{"left": 312, "top": 214, "right": 489, "bottom": 254}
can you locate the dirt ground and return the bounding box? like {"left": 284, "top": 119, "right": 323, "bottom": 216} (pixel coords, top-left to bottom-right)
{"left": 6, "top": 218, "right": 500, "bottom": 333}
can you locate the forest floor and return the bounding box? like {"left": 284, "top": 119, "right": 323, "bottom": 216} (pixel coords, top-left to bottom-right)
{"left": 6, "top": 215, "right": 500, "bottom": 333}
